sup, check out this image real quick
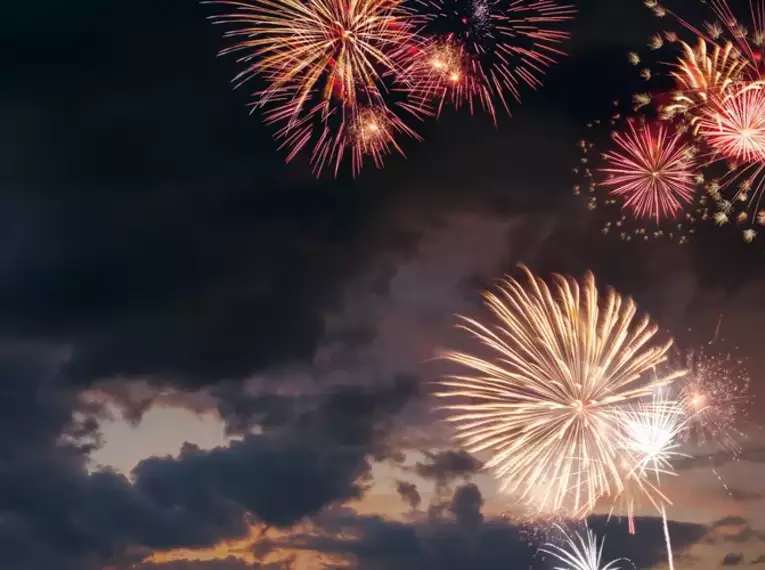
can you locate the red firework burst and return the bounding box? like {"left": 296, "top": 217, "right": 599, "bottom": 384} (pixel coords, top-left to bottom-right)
{"left": 697, "top": 82, "right": 765, "bottom": 163}
{"left": 407, "top": 0, "right": 575, "bottom": 122}
{"left": 600, "top": 120, "right": 699, "bottom": 222}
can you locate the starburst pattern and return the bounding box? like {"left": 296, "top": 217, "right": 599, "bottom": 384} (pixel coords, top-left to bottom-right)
{"left": 437, "top": 266, "right": 683, "bottom": 516}
{"left": 600, "top": 119, "right": 699, "bottom": 222}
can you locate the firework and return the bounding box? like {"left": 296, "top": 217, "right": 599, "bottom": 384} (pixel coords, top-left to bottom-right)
{"left": 541, "top": 525, "right": 633, "bottom": 570}
{"left": 680, "top": 348, "right": 750, "bottom": 456}
{"left": 600, "top": 119, "right": 700, "bottom": 222}
{"left": 407, "top": 0, "right": 575, "bottom": 121}
{"left": 437, "top": 266, "right": 684, "bottom": 517}
{"left": 697, "top": 81, "right": 765, "bottom": 163}
{"left": 639, "top": 0, "right": 765, "bottom": 241}
{"left": 207, "top": 0, "right": 425, "bottom": 176}
{"left": 662, "top": 38, "right": 748, "bottom": 123}
{"left": 616, "top": 390, "right": 689, "bottom": 570}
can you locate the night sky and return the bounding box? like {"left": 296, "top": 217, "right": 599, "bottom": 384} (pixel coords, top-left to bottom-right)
{"left": 3, "top": 0, "right": 765, "bottom": 569}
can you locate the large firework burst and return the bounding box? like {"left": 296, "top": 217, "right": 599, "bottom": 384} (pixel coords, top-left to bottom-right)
{"left": 407, "top": 0, "right": 575, "bottom": 121}
{"left": 600, "top": 119, "right": 700, "bottom": 222}
{"left": 207, "top": 0, "right": 425, "bottom": 176}
{"left": 437, "top": 266, "right": 683, "bottom": 517}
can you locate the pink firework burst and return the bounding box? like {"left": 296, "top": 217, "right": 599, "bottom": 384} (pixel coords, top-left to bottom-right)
{"left": 697, "top": 82, "right": 765, "bottom": 164}
{"left": 600, "top": 120, "right": 699, "bottom": 222}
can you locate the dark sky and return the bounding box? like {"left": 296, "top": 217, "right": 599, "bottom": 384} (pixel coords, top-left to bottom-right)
{"left": 2, "top": 0, "right": 765, "bottom": 569}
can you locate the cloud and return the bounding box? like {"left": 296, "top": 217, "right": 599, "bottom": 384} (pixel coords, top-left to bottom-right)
{"left": 136, "top": 560, "right": 290, "bottom": 570}
{"left": 414, "top": 451, "right": 482, "bottom": 486}
{"left": 723, "top": 553, "right": 745, "bottom": 566}
{"left": 705, "top": 517, "right": 765, "bottom": 545}
{"left": 133, "top": 377, "right": 416, "bottom": 528}
{"left": 449, "top": 484, "right": 484, "bottom": 534}
{"left": 396, "top": 481, "right": 422, "bottom": 511}
{"left": 0, "top": 348, "right": 416, "bottom": 570}
{"left": 268, "top": 500, "right": 706, "bottom": 570}
{"left": 676, "top": 446, "right": 765, "bottom": 472}
{"left": 729, "top": 489, "right": 764, "bottom": 502}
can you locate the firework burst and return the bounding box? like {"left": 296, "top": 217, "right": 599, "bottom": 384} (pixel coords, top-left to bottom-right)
{"left": 407, "top": 0, "right": 575, "bottom": 121}
{"left": 207, "top": 0, "right": 425, "bottom": 176}
{"left": 437, "top": 266, "right": 684, "bottom": 517}
{"left": 600, "top": 119, "right": 700, "bottom": 222}
{"left": 575, "top": 108, "right": 711, "bottom": 243}
{"left": 680, "top": 348, "right": 750, "bottom": 456}
{"left": 697, "top": 81, "right": 765, "bottom": 163}
{"left": 541, "top": 525, "right": 633, "bottom": 570}
{"left": 616, "top": 389, "right": 689, "bottom": 570}
{"left": 639, "top": 0, "right": 765, "bottom": 240}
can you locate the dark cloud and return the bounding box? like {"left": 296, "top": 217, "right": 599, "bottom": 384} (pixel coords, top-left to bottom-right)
{"left": 414, "top": 451, "right": 482, "bottom": 486}
{"left": 449, "top": 484, "right": 484, "bottom": 535}
{"left": 0, "top": 353, "right": 415, "bottom": 570}
{"left": 272, "top": 506, "right": 706, "bottom": 570}
{"left": 724, "top": 553, "right": 746, "bottom": 566}
{"left": 133, "top": 377, "right": 416, "bottom": 527}
{"left": 396, "top": 481, "right": 422, "bottom": 511}
{"left": 136, "top": 560, "right": 291, "bottom": 570}
{"left": 705, "top": 517, "right": 765, "bottom": 545}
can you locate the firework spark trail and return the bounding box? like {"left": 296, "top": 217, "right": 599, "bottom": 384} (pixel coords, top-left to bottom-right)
{"left": 600, "top": 119, "right": 699, "bottom": 222}
{"left": 541, "top": 525, "right": 633, "bottom": 570}
{"left": 437, "top": 266, "right": 684, "bottom": 517}
{"left": 662, "top": 505, "right": 674, "bottom": 570}
{"left": 408, "top": 0, "right": 575, "bottom": 121}
{"left": 206, "top": 0, "right": 425, "bottom": 176}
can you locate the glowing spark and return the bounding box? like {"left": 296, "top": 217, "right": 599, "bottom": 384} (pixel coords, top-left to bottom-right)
{"left": 437, "top": 266, "right": 683, "bottom": 517}
{"left": 541, "top": 525, "right": 633, "bottom": 570}
{"left": 600, "top": 120, "right": 699, "bottom": 222}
